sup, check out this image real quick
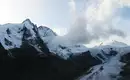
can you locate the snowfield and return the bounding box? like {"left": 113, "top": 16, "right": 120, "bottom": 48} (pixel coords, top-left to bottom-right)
{"left": 79, "top": 42, "right": 130, "bottom": 80}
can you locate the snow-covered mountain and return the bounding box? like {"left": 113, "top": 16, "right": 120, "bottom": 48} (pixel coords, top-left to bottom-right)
{"left": 0, "top": 19, "right": 89, "bottom": 59}
{"left": 0, "top": 19, "right": 130, "bottom": 80}
{"left": 78, "top": 42, "right": 130, "bottom": 80}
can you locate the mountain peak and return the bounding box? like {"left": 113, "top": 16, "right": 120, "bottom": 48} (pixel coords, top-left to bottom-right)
{"left": 22, "top": 19, "right": 32, "bottom": 24}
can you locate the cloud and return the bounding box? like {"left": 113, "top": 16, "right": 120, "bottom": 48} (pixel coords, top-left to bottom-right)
{"left": 69, "top": 0, "right": 76, "bottom": 12}
{"left": 68, "top": 0, "right": 77, "bottom": 20}
{"left": 51, "top": 0, "right": 129, "bottom": 46}
{"left": 64, "top": 0, "right": 127, "bottom": 44}
{"left": 119, "top": 0, "right": 130, "bottom": 6}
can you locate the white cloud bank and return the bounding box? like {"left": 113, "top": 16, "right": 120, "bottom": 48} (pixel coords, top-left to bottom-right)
{"left": 50, "top": 0, "right": 130, "bottom": 48}
{"left": 62, "top": 0, "right": 130, "bottom": 45}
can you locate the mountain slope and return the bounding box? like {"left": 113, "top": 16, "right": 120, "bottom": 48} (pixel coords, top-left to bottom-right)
{"left": 0, "top": 19, "right": 100, "bottom": 80}
{"left": 78, "top": 42, "right": 130, "bottom": 80}
{"left": 0, "top": 19, "right": 130, "bottom": 80}
{"left": 0, "top": 19, "right": 90, "bottom": 59}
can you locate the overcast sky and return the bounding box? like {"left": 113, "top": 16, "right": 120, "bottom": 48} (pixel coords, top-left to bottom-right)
{"left": 1, "top": 0, "right": 130, "bottom": 47}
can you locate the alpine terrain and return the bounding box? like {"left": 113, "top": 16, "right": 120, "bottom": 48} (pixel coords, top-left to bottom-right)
{"left": 0, "top": 19, "right": 130, "bottom": 80}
